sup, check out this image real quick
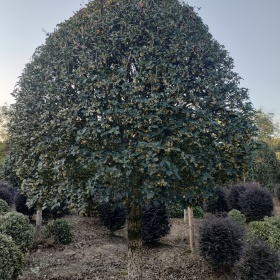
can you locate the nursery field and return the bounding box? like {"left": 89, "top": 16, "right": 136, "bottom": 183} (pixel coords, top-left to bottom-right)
{"left": 20, "top": 216, "right": 215, "bottom": 280}
{"left": 18, "top": 202, "right": 280, "bottom": 280}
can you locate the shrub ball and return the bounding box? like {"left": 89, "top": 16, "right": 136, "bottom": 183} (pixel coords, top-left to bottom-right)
{"left": 198, "top": 216, "right": 244, "bottom": 272}
{"left": 0, "top": 211, "right": 34, "bottom": 252}
{"left": 239, "top": 239, "right": 280, "bottom": 280}
{"left": 46, "top": 219, "right": 73, "bottom": 245}
{"left": 0, "top": 233, "right": 24, "bottom": 280}
{"left": 204, "top": 187, "right": 228, "bottom": 214}
{"left": 0, "top": 198, "right": 10, "bottom": 215}
{"left": 142, "top": 200, "right": 170, "bottom": 243}
{"left": 239, "top": 185, "right": 273, "bottom": 222}
{"left": 226, "top": 184, "right": 246, "bottom": 211}
{"left": 98, "top": 201, "right": 127, "bottom": 233}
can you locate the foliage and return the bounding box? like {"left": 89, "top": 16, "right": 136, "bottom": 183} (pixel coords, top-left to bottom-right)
{"left": 142, "top": 201, "right": 170, "bottom": 243}
{"left": 168, "top": 203, "right": 184, "bottom": 218}
{"left": 228, "top": 209, "right": 246, "bottom": 225}
{"left": 193, "top": 206, "right": 204, "bottom": 218}
{"left": 254, "top": 109, "right": 279, "bottom": 142}
{"left": 7, "top": 0, "right": 256, "bottom": 215}
{"left": 0, "top": 181, "right": 16, "bottom": 206}
{"left": 226, "top": 184, "right": 246, "bottom": 211}
{"left": 15, "top": 191, "right": 69, "bottom": 221}
{"left": 0, "top": 106, "right": 10, "bottom": 181}
{"left": 239, "top": 185, "right": 274, "bottom": 222}
{"left": 204, "top": 187, "right": 228, "bottom": 214}
{"left": 14, "top": 192, "right": 34, "bottom": 217}
{"left": 0, "top": 142, "right": 8, "bottom": 178}
{"left": 0, "top": 142, "right": 7, "bottom": 162}
{"left": 0, "top": 233, "right": 24, "bottom": 280}
{"left": 0, "top": 198, "right": 10, "bottom": 215}
{"left": 6, "top": 1, "right": 257, "bottom": 277}
{"left": 167, "top": 204, "right": 204, "bottom": 219}
{"left": 0, "top": 211, "right": 34, "bottom": 252}
{"left": 2, "top": 151, "right": 22, "bottom": 189}
{"left": 239, "top": 239, "right": 280, "bottom": 280}
{"left": 45, "top": 219, "right": 73, "bottom": 245}
{"left": 78, "top": 196, "right": 99, "bottom": 217}
{"left": 275, "top": 184, "right": 280, "bottom": 202}
{"left": 270, "top": 137, "right": 280, "bottom": 152}
{"left": 247, "top": 141, "right": 280, "bottom": 191}
{"left": 98, "top": 201, "right": 127, "bottom": 233}
{"left": 264, "top": 215, "right": 280, "bottom": 229}
{"left": 42, "top": 202, "right": 70, "bottom": 221}
{"left": 198, "top": 216, "right": 244, "bottom": 272}
{"left": 247, "top": 220, "right": 280, "bottom": 250}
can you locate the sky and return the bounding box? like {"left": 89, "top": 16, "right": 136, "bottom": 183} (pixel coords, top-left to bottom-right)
{"left": 1, "top": 0, "right": 279, "bottom": 120}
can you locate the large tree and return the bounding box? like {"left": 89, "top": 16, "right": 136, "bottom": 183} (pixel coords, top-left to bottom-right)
{"left": 8, "top": 0, "right": 256, "bottom": 278}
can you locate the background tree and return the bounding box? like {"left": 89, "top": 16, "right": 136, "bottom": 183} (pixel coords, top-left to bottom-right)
{"left": 254, "top": 109, "right": 279, "bottom": 142}
{"left": 8, "top": 0, "right": 256, "bottom": 278}
{"left": 246, "top": 109, "right": 280, "bottom": 189}
{"left": 0, "top": 105, "right": 9, "bottom": 180}
{"left": 247, "top": 141, "right": 280, "bottom": 191}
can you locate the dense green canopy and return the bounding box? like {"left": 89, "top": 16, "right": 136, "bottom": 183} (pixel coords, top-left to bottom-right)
{"left": 8, "top": 0, "right": 255, "bottom": 211}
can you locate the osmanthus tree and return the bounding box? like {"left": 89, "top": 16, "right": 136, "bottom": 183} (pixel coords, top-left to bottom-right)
{"left": 8, "top": 0, "right": 256, "bottom": 278}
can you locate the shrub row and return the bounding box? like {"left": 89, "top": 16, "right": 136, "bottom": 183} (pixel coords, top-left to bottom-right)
{"left": 0, "top": 198, "right": 73, "bottom": 280}
{"left": 204, "top": 183, "right": 274, "bottom": 222}
{"left": 198, "top": 215, "right": 280, "bottom": 279}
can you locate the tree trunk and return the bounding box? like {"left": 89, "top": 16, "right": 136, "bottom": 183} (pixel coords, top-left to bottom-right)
{"left": 188, "top": 206, "right": 195, "bottom": 254}
{"left": 127, "top": 202, "right": 143, "bottom": 280}
{"left": 184, "top": 208, "right": 187, "bottom": 223}
{"left": 35, "top": 205, "right": 43, "bottom": 237}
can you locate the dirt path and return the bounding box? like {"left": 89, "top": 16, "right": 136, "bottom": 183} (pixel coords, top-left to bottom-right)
{"left": 20, "top": 216, "right": 215, "bottom": 280}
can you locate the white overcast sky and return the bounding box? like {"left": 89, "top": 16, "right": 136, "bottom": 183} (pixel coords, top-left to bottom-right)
{"left": 1, "top": 0, "right": 279, "bottom": 120}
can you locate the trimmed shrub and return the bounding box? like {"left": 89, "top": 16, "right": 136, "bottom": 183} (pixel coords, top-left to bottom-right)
{"left": 0, "top": 233, "right": 24, "bottom": 280}
{"left": 0, "top": 198, "right": 10, "bottom": 215}
{"left": 228, "top": 209, "right": 246, "bottom": 225}
{"left": 0, "top": 212, "right": 34, "bottom": 252}
{"left": 0, "top": 182, "right": 16, "bottom": 206}
{"left": 46, "top": 219, "right": 73, "bottom": 245}
{"left": 204, "top": 187, "right": 228, "bottom": 214}
{"left": 14, "top": 192, "right": 34, "bottom": 217}
{"left": 247, "top": 220, "right": 280, "bottom": 250}
{"left": 198, "top": 216, "right": 244, "bottom": 272}
{"left": 226, "top": 184, "right": 246, "bottom": 211}
{"left": 239, "top": 239, "right": 280, "bottom": 280}
{"left": 193, "top": 206, "right": 204, "bottom": 219}
{"left": 142, "top": 201, "right": 170, "bottom": 243}
{"left": 239, "top": 185, "right": 274, "bottom": 222}
{"left": 98, "top": 202, "right": 127, "bottom": 233}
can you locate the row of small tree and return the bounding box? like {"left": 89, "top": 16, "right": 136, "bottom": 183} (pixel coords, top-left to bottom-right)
{"left": 198, "top": 215, "right": 280, "bottom": 279}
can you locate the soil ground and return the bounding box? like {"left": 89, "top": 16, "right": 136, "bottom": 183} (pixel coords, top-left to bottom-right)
{"left": 19, "top": 215, "right": 217, "bottom": 280}
{"left": 19, "top": 203, "right": 280, "bottom": 280}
